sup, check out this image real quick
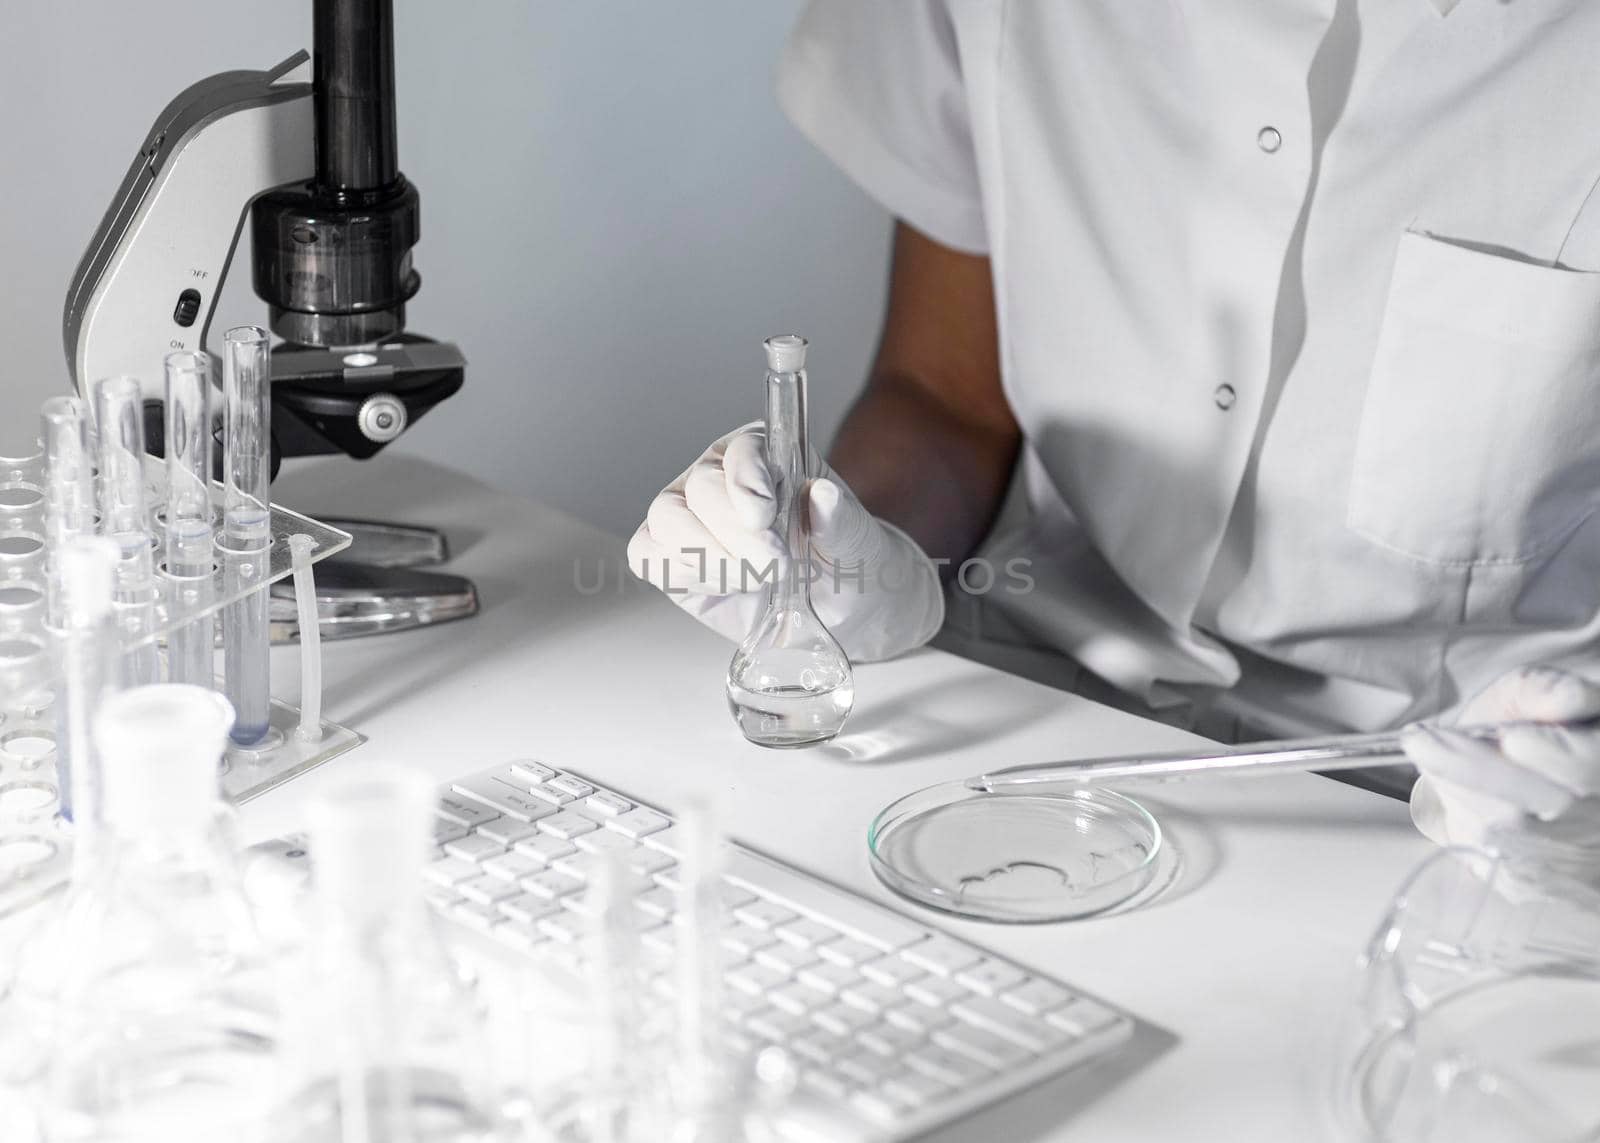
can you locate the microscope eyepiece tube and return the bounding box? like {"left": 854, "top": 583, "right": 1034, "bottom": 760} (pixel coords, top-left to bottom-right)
{"left": 314, "top": 0, "right": 398, "bottom": 194}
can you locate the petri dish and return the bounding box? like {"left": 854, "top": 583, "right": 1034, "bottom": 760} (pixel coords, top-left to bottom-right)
{"left": 868, "top": 780, "right": 1162, "bottom": 923}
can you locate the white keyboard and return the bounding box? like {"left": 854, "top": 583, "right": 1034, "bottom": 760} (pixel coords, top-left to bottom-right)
{"left": 426, "top": 761, "right": 1136, "bottom": 1142}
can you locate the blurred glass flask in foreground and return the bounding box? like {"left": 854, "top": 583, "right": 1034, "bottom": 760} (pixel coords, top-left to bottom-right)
{"left": 278, "top": 764, "right": 502, "bottom": 1143}
{"left": 726, "top": 335, "right": 853, "bottom": 748}
{"left": 27, "top": 684, "right": 279, "bottom": 1143}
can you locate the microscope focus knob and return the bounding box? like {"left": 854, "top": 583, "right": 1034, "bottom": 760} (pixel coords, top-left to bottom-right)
{"left": 357, "top": 392, "right": 407, "bottom": 443}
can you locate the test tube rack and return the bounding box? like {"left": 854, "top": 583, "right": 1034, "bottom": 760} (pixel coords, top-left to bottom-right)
{"left": 0, "top": 456, "right": 364, "bottom": 918}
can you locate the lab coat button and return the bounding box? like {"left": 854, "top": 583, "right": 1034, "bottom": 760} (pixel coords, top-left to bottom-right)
{"left": 1257, "top": 126, "right": 1283, "bottom": 153}
{"left": 1213, "top": 384, "right": 1237, "bottom": 410}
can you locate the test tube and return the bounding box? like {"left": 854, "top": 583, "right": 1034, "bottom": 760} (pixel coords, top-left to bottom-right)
{"left": 94, "top": 377, "right": 159, "bottom": 687}
{"left": 94, "top": 376, "right": 150, "bottom": 542}
{"left": 53, "top": 535, "right": 120, "bottom": 840}
{"left": 163, "top": 351, "right": 215, "bottom": 688}
{"left": 41, "top": 397, "right": 94, "bottom": 544}
{"left": 221, "top": 327, "right": 272, "bottom": 745}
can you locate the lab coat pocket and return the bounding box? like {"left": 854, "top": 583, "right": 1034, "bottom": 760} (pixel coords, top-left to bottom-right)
{"left": 1348, "top": 232, "right": 1600, "bottom": 565}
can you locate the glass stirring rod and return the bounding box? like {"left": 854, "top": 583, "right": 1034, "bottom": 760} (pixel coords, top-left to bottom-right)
{"left": 967, "top": 716, "right": 1600, "bottom": 793}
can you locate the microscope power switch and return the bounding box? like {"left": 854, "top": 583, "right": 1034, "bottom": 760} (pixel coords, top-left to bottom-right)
{"left": 173, "top": 288, "right": 202, "bottom": 328}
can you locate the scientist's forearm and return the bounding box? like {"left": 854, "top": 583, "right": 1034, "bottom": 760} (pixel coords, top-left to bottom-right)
{"left": 830, "top": 372, "right": 1019, "bottom": 570}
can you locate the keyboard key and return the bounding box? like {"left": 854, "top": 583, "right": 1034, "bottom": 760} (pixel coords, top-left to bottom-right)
{"left": 770, "top": 983, "right": 823, "bottom": 1016}
{"left": 452, "top": 774, "right": 561, "bottom": 823}
{"left": 507, "top": 760, "right": 557, "bottom": 785}
{"left": 835, "top": 1052, "right": 894, "bottom": 1087}
{"left": 955, "top": 959, "right": 1029, "bottom": 997}
{"left": 902, "top": 936, "right": 982, "bottom": 978}
{"left": 513, "top": 835, "right": 577, "bottom": 868}
{"left": 609, "top": 808, "right": 671, "bottom": 840}
{"left": 812, "top": 1003, "right": 874, "bottom": 1037}
{"left": 951, "top": 997, "right": 1069, "bottom": 1052}
{"left": 547, "top": 774, "right": 595, "bottom": 800}
{"left": 905, "top": 1046, "right": 992, "bottom": 1087}
{"left": 817, "top": 937, "right": 879, "bottom": 968}
{"left": 435, "top": 794, "right": 500, "bottom": 829}
{"left": 1046, "top": 998, "right": 1122, "bottom": 1037}
{"left": 747, "top": 1007, "right": 813, "bottom": 1043}
{"left": 584, "top": 791, "right": 633, "bottom": 817}
{"left": 756, "top": 942, "right": 819, "bottom": 977}
{"left": 799, "top": 1068, "right": 851, "bottom": 1101}
{"left": 552, "top": 852, "right": 608, "bottom": 881}
{"left": 858, "top": 1023, "right": 923, "bottom": 1058}
{"left": 776, "top": 918, "right": 838, "bottom": 948}
{"left": 999, "top": 977, "right": 1073, "bottom": 1016}
{"left": 443, "top": 834, "right": 507, "bottom": 864}
{"left": 526, "top": 782, "right": 576, "bottom": 806}
{"left": 636, "top": 886, "right": 677, "bottom": 920}
{"left": 797, "top": 962, "right": 857, "bottom": 997}
{"left": 481, "top": 852, "right": 544, "bottom": 883}
{"left": 459, "top": 874, "right": 520, "bottom": 905}
{"left": 860, "top": 956, "right": 923, "bottom": 989}
{"left": 479, "top": 819, "right": 543, "bottom": 847}
{"left": 575, "top": 830, "right": 637, "bottom": 856}
{"left": 499, "top": 893, "right": 563, "bottom": 925}
{"left": 727, "top": 962, "right": 788, "bottom": 997}
{"left": 839, "top": 981, "right": 903, "bottom": 1015}
{"left": 424, "top": 856, "right": 480, "bottom": 888}
{"left": 884, "top": 1004, "right": 952, "bottom": 1037}
{"left": 627, "top": 850, "right": 676, "bottom": 878}
{"left": 721, "top": 922, "right": 778, "bottom": 958}
{"left": 735, "top": 900, "right": 799, "bottom": 932}
{"left": 537, "top": 912, "right": 588, "bottom": 945}
{"left": 538, "top": 811, "right": 598, "bottom": 840}
{"left": 904, "top": 976, "right": 968, "bottom": 1008}
{"left": 522, "top": 869, "right": 585, "bottom": 901}
{"left": 931, "top": 1025, "right": 1033, "bottom": 1071}
{"left": 883, "top": 1070, "right": 949, "bottom": 1108}
{"left": 433, "top": 819, "right": 469, "bottom": 844}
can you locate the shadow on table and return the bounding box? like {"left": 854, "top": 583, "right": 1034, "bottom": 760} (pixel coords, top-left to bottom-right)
{"left": 918, "top": 1019, "right": 1178, "bottom": 1143}
{"left": 816, "top": 671, "right": 1065, "bottom": 767}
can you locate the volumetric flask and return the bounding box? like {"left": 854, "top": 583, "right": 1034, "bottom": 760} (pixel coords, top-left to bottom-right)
{"left": 726, "top": 336, "right": 853, "bottom": 748}
{"left": 868, "top": 780, "right": 1163, "bottom": 922}
{"left": 1337, "top": 837, "right": 1600, "bottom": 1143}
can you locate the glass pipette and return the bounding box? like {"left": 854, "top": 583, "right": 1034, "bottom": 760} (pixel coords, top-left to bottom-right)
{"left": 966, "top": 716, "right": 1600, "bottom": 794}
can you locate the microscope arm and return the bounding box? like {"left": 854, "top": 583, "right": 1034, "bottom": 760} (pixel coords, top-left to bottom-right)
{"left": 63, "top": 53, "right": 315, "bottom": 403}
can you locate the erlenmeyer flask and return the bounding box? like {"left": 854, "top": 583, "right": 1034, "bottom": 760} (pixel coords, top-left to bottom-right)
{"left": 29, "top": 684, "right": 280, "bottom": 1143}
{"left": 726, "top": 336, "right": 854, "bottom": 747}
{"left": 277, "top": 765, "right": 502, "bottom": 1143}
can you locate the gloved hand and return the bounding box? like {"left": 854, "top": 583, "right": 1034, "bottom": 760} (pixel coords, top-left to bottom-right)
{"left": 628, "top": 424, "right": 944, "bottom": 661}
{"left": 1403, "top": 665, "right": 1600, "bottom": 849}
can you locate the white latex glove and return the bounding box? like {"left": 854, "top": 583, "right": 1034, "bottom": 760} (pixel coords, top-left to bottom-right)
{"left": 1403, "top": 665, "right": 1600, "bottom": 849}
{"left": 628, "top": 424, "right": 944, "bottom": 662}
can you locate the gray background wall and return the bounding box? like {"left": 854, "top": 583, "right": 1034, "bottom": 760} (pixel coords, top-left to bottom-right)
{"left": 1, "top": 1, "right": 889, "bottom": 536}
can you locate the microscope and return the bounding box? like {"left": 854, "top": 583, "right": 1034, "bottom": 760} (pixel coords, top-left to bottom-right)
{"left": 62, "top": 0, "right": 476, "bottom": 638}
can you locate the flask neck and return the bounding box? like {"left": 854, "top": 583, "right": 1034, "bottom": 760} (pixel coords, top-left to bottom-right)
{"left": 766, "top": 367, "right": 813, "bottom": 605}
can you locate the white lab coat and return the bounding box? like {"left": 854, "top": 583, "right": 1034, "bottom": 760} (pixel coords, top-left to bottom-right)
{"left": 778, "top": 0, "right": 1600, "bottom": 736}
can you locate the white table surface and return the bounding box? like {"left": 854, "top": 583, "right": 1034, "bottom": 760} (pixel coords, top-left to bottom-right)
{"left": 263, "top": 453, "right": 1432, "bottom": 1143}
